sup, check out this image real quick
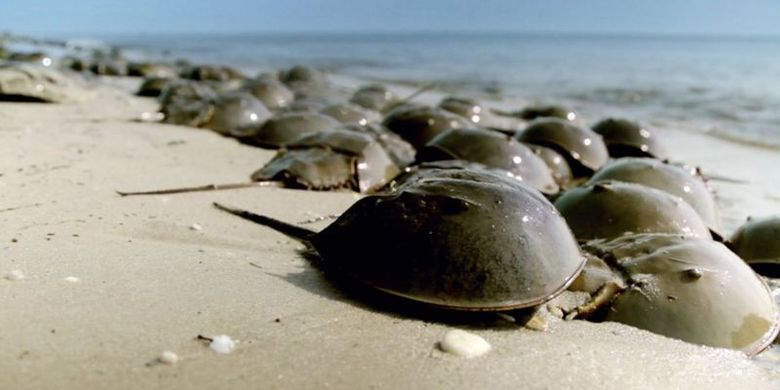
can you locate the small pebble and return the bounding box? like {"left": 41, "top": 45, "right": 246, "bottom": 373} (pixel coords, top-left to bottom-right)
{"left": 158, "top": 350, "right": 179, "bottom": 364}
{"left": 4, "top": 270, "right": 25, "bottom": 281}
{"left": 190, "top": 223, "right": 203, "bottom": 231}
{"left": 523, "top": 314, "right": 549, "bottom": 331}
{"left": 439, "top": 329, "right": 491, "bottom": 358}
{"left": 140, "top": 111, "right": 165, "bottom": 122}
{"left": 209, "top": 335, "right": 236, "bottom": 354}
{"left": 64, "top": 276, "right": 81, "bottom": 283}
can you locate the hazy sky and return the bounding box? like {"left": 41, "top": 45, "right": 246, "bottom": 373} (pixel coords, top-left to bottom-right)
{"left": 3, "top": 0, "right": 780, "bottom": 36}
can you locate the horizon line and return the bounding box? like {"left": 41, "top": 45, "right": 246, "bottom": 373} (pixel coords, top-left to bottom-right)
{"left": 7, "top": 29, "right": 780, "bottom": 41}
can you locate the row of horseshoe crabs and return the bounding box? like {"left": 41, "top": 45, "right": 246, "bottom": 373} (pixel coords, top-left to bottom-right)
{"left": 4, "top": 50, "right": 776, "bottom": 355}
{"left": 114, "top": 64, "right": 780, "bottom": 354}
{"left": 124, "top": 66, "right": 564, "bottom": 196}
{"left": 7, "top": 53, "right": 772, "bottom": 266}
{"left": 213, "top": 157, "right": 779, "bottom": 356}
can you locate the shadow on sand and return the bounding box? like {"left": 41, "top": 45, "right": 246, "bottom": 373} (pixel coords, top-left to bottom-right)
{"left": 265, "top": 246, "right": 537, "bottom": 331}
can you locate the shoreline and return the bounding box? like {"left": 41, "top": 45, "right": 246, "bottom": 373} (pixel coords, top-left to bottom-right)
{"left": 1, "top": 56, "right": 779, "bottom": 387}
{"left": 6, "top": 31, "right": 780, "bottom": 150}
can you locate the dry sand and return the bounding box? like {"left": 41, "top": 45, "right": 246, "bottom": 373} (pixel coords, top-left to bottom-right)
{"left": 1, "top": 75, "right": 779, "bottom": 389}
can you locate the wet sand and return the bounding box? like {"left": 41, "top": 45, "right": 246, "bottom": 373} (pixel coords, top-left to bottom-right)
{"left": 1, "top": 75, "right": 779, "bottom": 389}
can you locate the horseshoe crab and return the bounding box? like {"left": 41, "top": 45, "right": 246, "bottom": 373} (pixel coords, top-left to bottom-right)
{"left": 241, "top": 78, "right": 294, "bottom": 109}
{"left": 159, "top": 81, "right": 217, "bottom": 127}
{"left": 0, "top": 64, "right": 80, "bottom": 103}
{"left": 279, "top": 98, "right": 330, "bottom": 113}
{"left": 251, "top": 130, "right": 400, "bottom": 192}
{"left": 382, "top": 104, "right": 469, "bottom": 149}
{"left": 201, "top": 91, "right": 271, "bottom": 136}
{"left": 350, "top": 84, "right": 396, "bottom": 111}
{"left": 587, "top": 158, "right": 722, "bottom": 237}
{"left": 340, "top": 124, "right": 416, "bottom": 168}
{"left": 212, "top": 166, "right": 585, "bottom": 310}
{"left": 438, "top": 97, "right": 484, "bottom": 124}
{"left": 136, "top": 77, "right": 174, "bottom": 97}
{"left": 527, "top": 144, "right": 574, "bottom": 188}
{"left": 416, "top": 128, "right": 559, "bottom": 195}
{"left": 90, "top": 59, "right": 128, "bottom": 76}
{"left": 182, "top": 65, "right": 245, "bottom": 82}
{"left": 117, "top": 129, "right": 401, "bottom": 196}
{"left": 493, "top": 104, "right": 576, "bottom": 121}
{"left": 521, "top": 105, "right": 576, "bottom": 121}
{"left": 728, "top": 216, "right": 780, "bottom": 277}
{"left": 280, "top": 65, "right": 327, "bottom": 90}
{"left": 127, "top": 62, "right": 178, "bottom": 78}
{"left": 61, "top": 56, "right": 87, "bottom": 72}
{"left": 591, "top": 118, "right": 667, "bottom": 159}
{"left": 575, "top": 233, "right": 779, "bottom": 355}
{"left": 238, "top": 112, "right": 341, "bottom": 149}
{"left": 514, "top": 118, "right": 609, "bottom": 176}
{"left": 321, "top": 102, "right": 380, "bottom": 127}
{"left": 159, "top": 85, "right": 271, "bottom": 136}
{"left": 8, "top": 52, "right": 53, "bottom": 67}
{"left": 554, "top": 181, "right": 711, "bottom": 241}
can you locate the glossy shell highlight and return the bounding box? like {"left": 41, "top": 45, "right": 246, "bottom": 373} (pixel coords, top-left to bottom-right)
{"left": 585, "top": 233, "right": 779, "bottom": 355}
{"left": 588, "top": 158, "right": 722, "bottom": 235}
{"left": 417, "top": 128, "right": 559, "bottom": 194}
{"left": 312, "top": 168, "right": 585, "bottom": 310}
{"left": 515, "top": 118, "right": 609, "bottom": 175}
{"left": 554, "top": 181, "right": 711, "bottom": 241}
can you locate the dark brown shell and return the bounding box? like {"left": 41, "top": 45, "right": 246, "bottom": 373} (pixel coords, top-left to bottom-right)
{"left": 382, "top": 104, "right": 469, "bottom": 149}
{"left": 136, "top": 77, "right": 174, "bottom": 98}
{"left": 241, "top": 78, "right": 294, "bottom": 109}
{"left": 519, "top": 105, "right": 576, "bottom": 121}
{"left": 554, "top": 181, "right": 711, "bottom": 241}
{"left": 438, "top": 96, "right": 484, "bottom": 124}
{"left": 239, "top": 112, "right": 341, "bottom": 149}
{"left": 321, "top": 103, "right": 380, "bottom": 126}
{"left": 280, "top": 65, "right": 327, "bottom": 89}
{"left": 312, "top": 167, "right": 585, "bottom": 310}
{"left": 728, "top": 216, "right": 780, "bottom": 277}
{"left": 201, "top": 91, "right": 271, "bottom": 136}
{"left": 8, "top": 52, "right": 51, "bottom": 65}
{"left": 251, "top": 130, "right": 400, "bottom": 193}
{"left": 515, "top": 118, "right": 609, "bottom": 175}
{"left": 591, "top": 118, "right": 667, "bottom": 159}
{"left": 584, "top": 233, "right": 779, "bottom": 356}
{"left": 158, "top": 80, "right": 216, "bottom": 107}
{"left": 251, "top": 148, "right": 354, "bottom": 190}
{"left": 89, "top": 59, "right": 128, "bottom": 76}
{"left": 281, "top": 98, "right": 329, "bottom": 113}
{"left": 0, "top": 64, "right": 77, "bottom": 103}
{"left": 127, "top": 62, "right": 178, "bottom": 78}
{"left": 182, "top": 65, "right": 245, "bottom": 82}
{"left": 350, "top": 84, "right": 395, "bottom": 111}
{"left": 527, "top": 144, "right": 574, "bottom": 188}
{"left": 158, "top": 81, "right": 216, "bottom": 127}
{"left": 587, "top": 158, "right": 722, "bottom": 235}
{"left": 416, "top": 128, "right": 559, "bottom": 194}
{"left": 340, "top": 124, "right": 417, "bottom": 168}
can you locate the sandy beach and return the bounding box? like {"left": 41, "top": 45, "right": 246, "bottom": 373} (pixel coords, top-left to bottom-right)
{"left": 1, "top": 74, "right": 779, "bottom": 389}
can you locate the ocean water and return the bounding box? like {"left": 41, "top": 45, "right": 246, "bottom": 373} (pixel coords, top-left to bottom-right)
{"left": 107, "top": 32, "right": 780, "bottom": 146}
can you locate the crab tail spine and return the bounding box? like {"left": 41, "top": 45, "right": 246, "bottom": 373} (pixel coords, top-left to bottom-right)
{"left": 117, "top": 181, "right": 282, "bottom": 196}
{"left": 212, "top": 202, "right": 316, "bottom": 241}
